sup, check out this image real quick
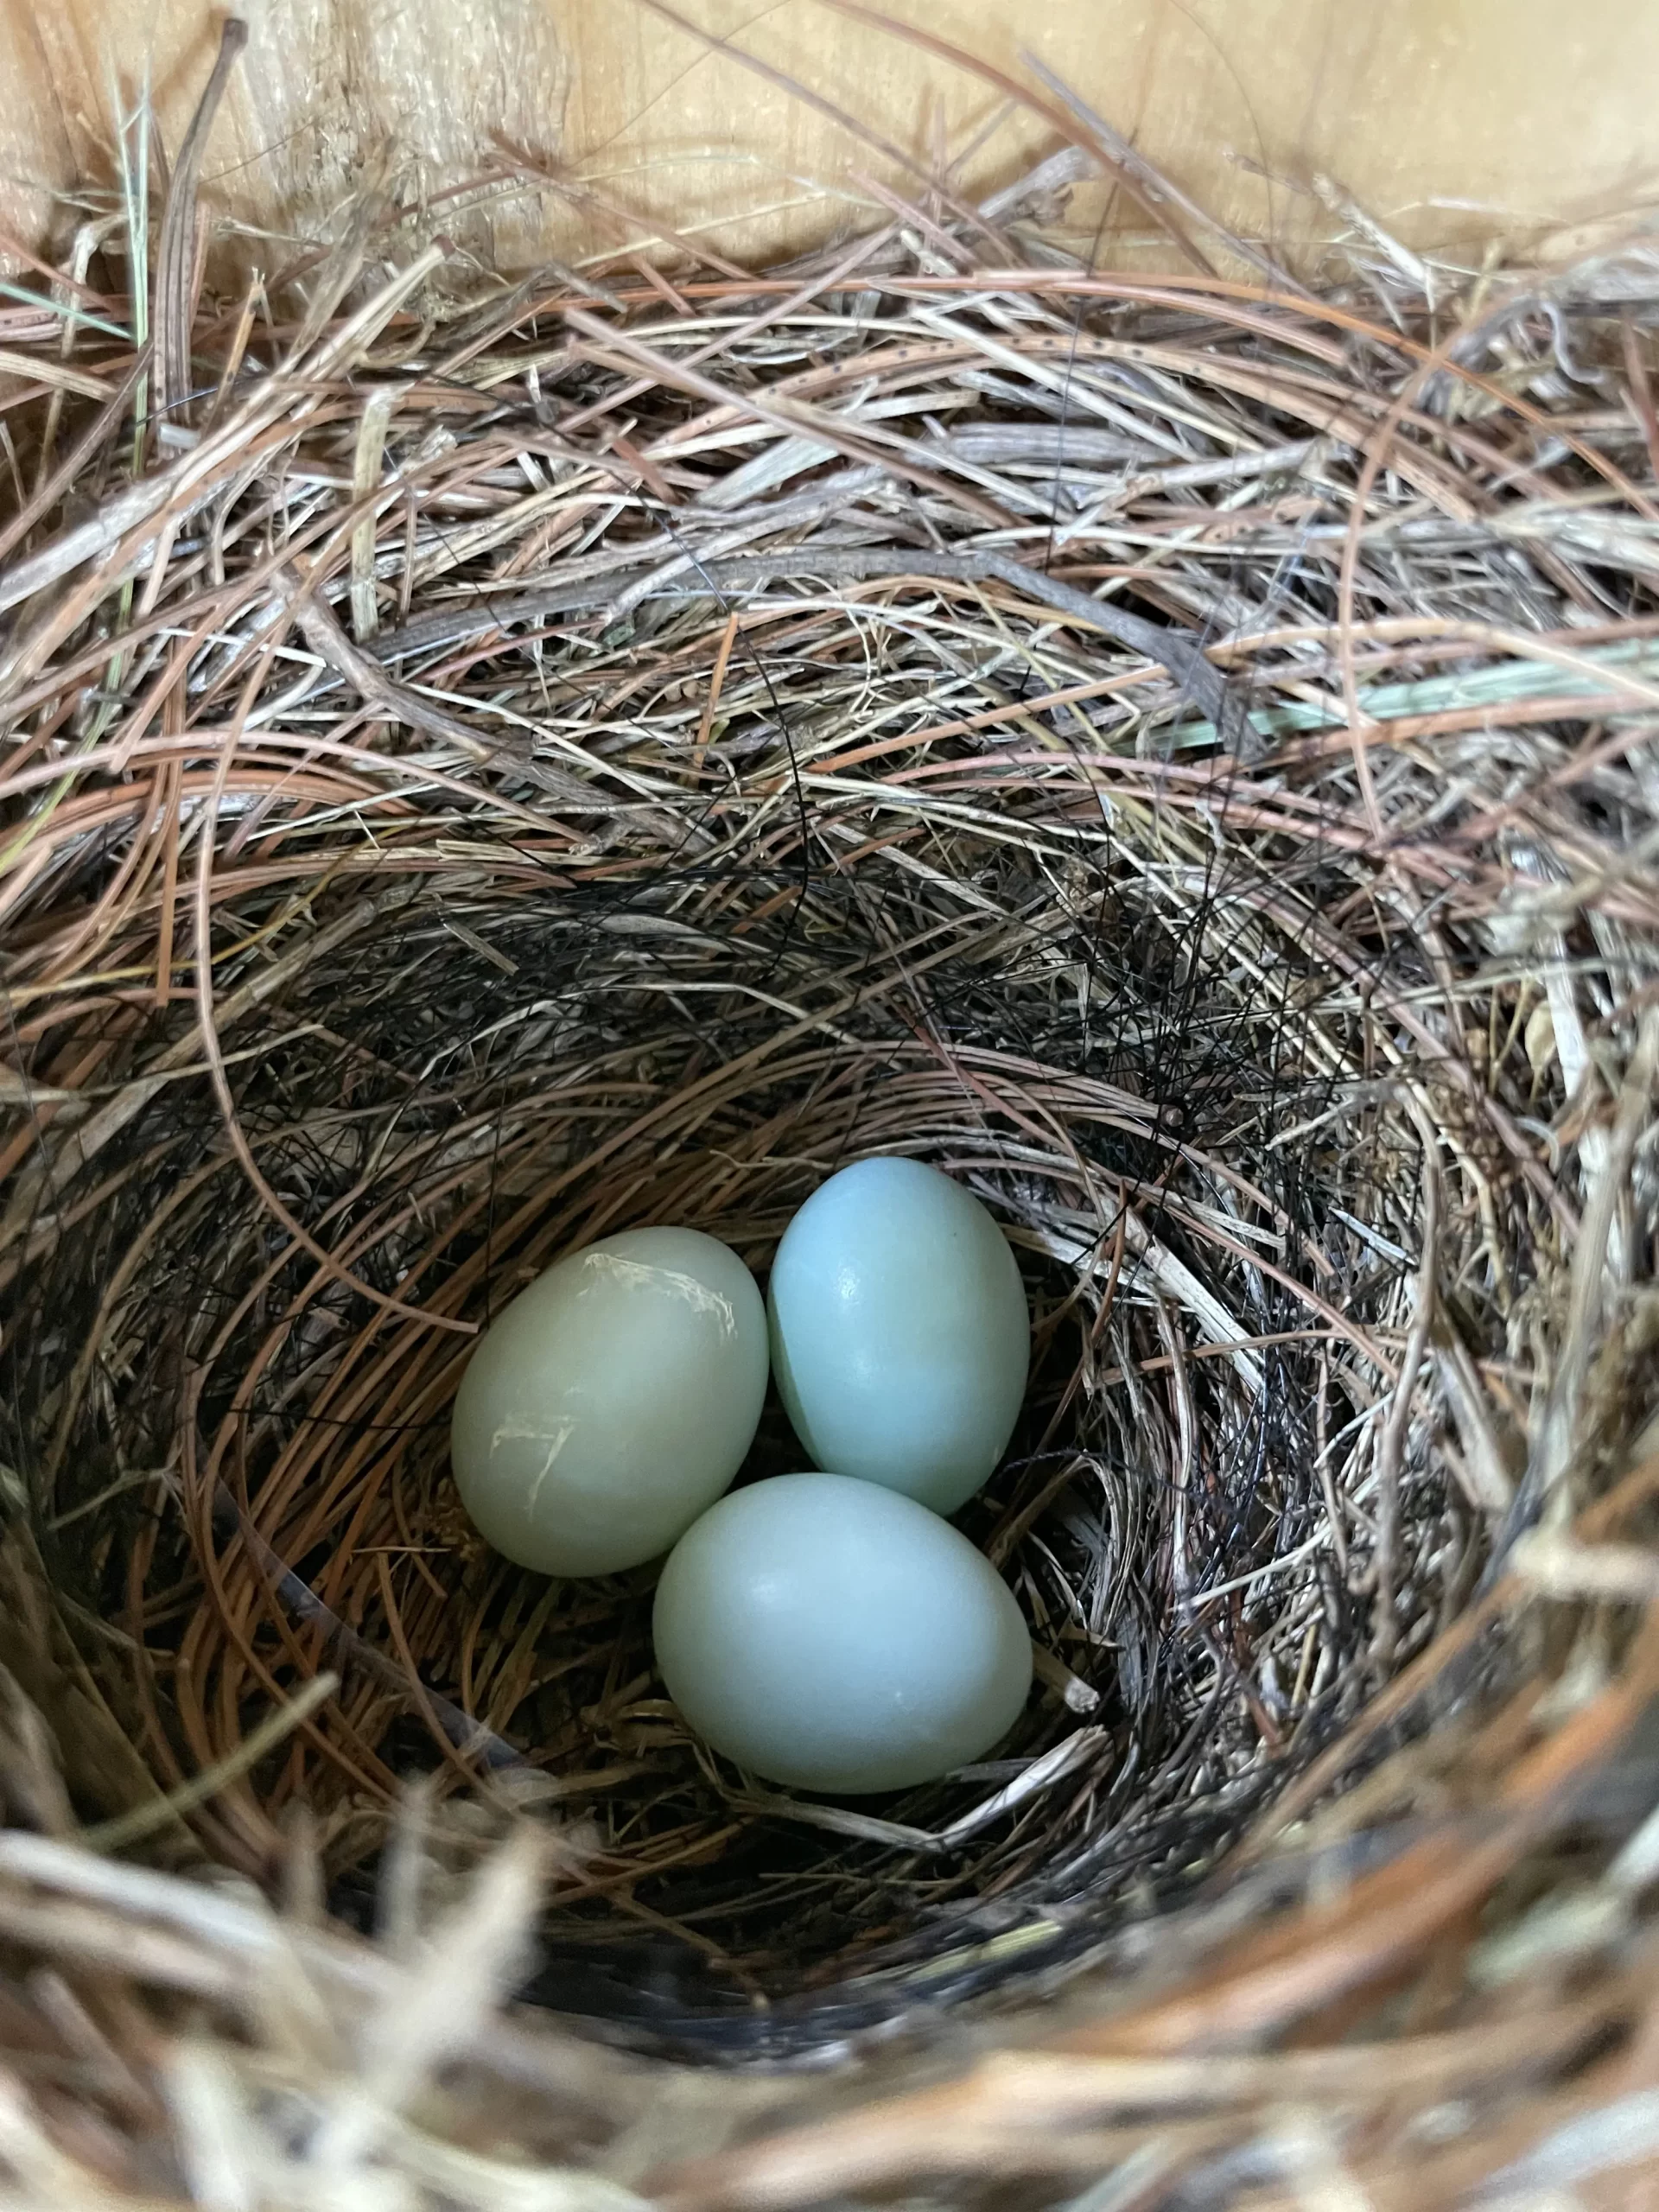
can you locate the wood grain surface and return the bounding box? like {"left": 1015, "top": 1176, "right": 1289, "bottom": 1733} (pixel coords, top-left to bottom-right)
{"left": 2, "top": 0, "right": 1655, "bottom": 278}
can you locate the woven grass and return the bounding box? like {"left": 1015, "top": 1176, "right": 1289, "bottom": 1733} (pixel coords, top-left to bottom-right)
{"left": 0, "top": 39, "right": 1658, "bottom": 2209}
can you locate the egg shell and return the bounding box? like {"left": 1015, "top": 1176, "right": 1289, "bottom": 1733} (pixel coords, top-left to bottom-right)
{"left": 652, "top": 1471, "right": 1033, "bottom": 1794}
{"left": 767, "top": 1156, "right": 1030, "bottom": 1514}
{"left": 450, "top": 1227, "right": 768, "bottom": 1577}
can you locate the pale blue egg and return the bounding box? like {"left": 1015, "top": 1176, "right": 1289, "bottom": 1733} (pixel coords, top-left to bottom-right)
{"left": 766, "top": 1157, "right": 1029, "bottom": 1513}
{"left": 652, "top": 1472, "right": 1033, "bottom": 1793}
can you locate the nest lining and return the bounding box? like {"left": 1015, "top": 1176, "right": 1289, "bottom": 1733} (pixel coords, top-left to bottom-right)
{"left": 0, "top": 144, "right": 1656, "bottom": 2091}
{"left": 6, "top": 611, "right": 1469, "bottom": 2039}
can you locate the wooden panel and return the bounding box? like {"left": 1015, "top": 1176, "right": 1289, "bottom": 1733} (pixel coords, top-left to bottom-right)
{"left": 1, "top": 0, "right": 1654, "bottom": 278}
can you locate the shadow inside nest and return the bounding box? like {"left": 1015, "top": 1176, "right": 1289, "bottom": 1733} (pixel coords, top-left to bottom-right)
{"left": 0, "top": 750, "right": 1501, "bottom": 2055}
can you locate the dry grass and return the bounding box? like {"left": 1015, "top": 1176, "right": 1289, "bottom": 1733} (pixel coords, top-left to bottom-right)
{"left": 0, "top": 34, "right": 1657, "bottom": 2210}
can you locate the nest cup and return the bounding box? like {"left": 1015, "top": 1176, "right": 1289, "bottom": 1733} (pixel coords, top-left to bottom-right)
{"left": 9, "top": 721, "right": 1465, "bottom": 2044}
{"left": 2, "top": 124, "right": 1659, "bottom": 2134}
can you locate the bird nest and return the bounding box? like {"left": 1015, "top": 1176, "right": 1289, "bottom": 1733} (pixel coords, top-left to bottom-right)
{"left": 2, "top": 77, "right": 1659, "bottom": 2212}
